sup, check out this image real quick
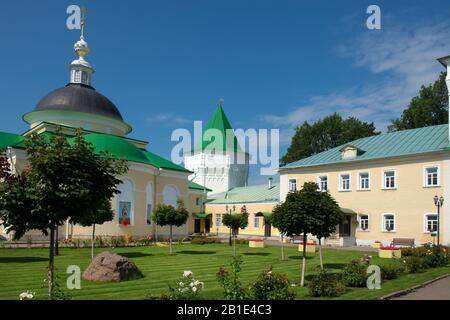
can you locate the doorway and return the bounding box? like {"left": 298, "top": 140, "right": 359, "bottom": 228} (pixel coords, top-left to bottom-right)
{"left": 264, "top": 220, "right": 272, "bottom": 237}
{"left": 205, "top": 218, "right": 211, "bottom": 234}
{"left": 339, "top": 215, "right": 352, "bottom": 237}
{"left": 194, "top": 219, "right": 201, "bottom": 233}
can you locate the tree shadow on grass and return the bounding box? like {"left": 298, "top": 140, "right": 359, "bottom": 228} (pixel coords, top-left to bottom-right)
{"left": 0, "top": 256, "right": 48, "bottom": 263}
{"left": 288, "top": 255, "right": 314, "bottom": 260}
{"left": 242, "top": 252, "right": 271, "bottom": 256}
{"left": 323, "top": 263, "right": 346, "bottom": 270}
{"left": 120, "top": 252, "right": 153, "bottom": 259}
{"left": 178, "top": 251, "right": 217, "bottom": 255}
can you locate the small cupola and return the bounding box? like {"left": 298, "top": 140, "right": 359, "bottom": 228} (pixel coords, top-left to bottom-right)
{"left": 69, "top": 10, "right": 94, "bottom": 86}
{"left": 340, "top": 144, "right": 364, "bottom": 160}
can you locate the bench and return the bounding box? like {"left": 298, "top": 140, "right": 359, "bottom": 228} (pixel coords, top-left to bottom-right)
{"left": 390, "top": 238, "right": 415, "bottom": 247}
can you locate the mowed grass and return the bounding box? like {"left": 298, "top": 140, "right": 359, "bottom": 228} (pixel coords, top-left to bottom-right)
{"left": 0, "top": 243, "right": 449, "bottom": 300}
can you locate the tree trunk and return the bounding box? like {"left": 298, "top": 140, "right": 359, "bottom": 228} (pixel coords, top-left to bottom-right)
{"left": 54, "top": 226, "right": 59, "bottom": 256}
{"left": 300, "top": 233, "right": 307, "bottom": 287}
{"left": 48, "top": 227, "right": 55, "bottom": 300}
{"left": 319, "top": 238, "right": 323, "bottom": 270}
{"left": 91, "top": 224, "right": 95, "bottom": 260}
{"left": 280, "top": 234, "right": 285, "bottom": 261}
{"left": 233, "top": 231, "right": 236, "bottom": 257}
{"left": 169, "top": 225, "right": 173, "bottom": 255}
{"left": 228, "top": 228, "right": 232, "bottom": 246}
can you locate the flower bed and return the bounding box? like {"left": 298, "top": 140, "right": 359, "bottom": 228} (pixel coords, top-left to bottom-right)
{"left": 379, "top": 246, "right": 401, "bottom": 259}
{"left": 298, "top": 242, "right": 316, "bottom": 253}
{"left": 249, "top": 239, "right": 265, "bottom": 248}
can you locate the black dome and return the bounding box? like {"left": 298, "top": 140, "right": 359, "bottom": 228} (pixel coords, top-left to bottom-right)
{"left": 34, "top": 83, "right": 123, "bottom": 121}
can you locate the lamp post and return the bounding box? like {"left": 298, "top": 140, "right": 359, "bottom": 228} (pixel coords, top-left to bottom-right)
{"left": 433, "top": 195, "right": 444, "bottom": 246}
{"left": 225, "top": 205, "right": 235, "bottom": 246}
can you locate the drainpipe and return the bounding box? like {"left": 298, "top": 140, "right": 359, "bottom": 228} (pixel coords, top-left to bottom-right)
{"left": 153, "top": 168, "right": 162, "bottom": 242}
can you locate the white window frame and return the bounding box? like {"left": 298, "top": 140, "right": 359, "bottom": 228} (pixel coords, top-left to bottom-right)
{"left": 382, "top": 169, "right": 396, "bottom": 190}
{"left": 358, "top": 214, "right": 369, "bottom": 231}
{"left": 215, "top": 214, "right": 222, "bottom": 227}
{"left": 289, "top": 179, "right": 297, "bottom": 192}
{"left": 338, "top": 173, "right": 351, "bottom": 192}
{"left": 253, "top": 215, "right": 261, "bottom": 228}
{"left": 423, "top": 165, "right": 440, "bottom": 187}
{"left": 117, "top": 178, "right": 135, "bottom": 226}
{"left": 423, "top": 213, "right": 438, "bottom": 233}
{"left": 358, "top": 172, "right": 370, "bottom": 191}
{"left": 381, "top": 213, "right": 396, "bottom": 232}
{"left": 317, "top": 175, "right": 328, "bottom": 192}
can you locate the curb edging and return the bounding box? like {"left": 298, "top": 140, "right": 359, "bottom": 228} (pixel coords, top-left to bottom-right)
{"left": 380, "top": 273, "right": 450, "bottom": 300}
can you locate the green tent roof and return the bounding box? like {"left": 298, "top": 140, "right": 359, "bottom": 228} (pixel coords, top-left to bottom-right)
{"left": 194, "top": 103, "right": 243, "bottom": 153}
{"left": 188, "top": 181, "right": 212, "bottom": 192}
{"left": 207, "top": 183, "right": 279, "bottom": 204}
{"left": 282, "top": 124, "right": 450, "bottom": 169}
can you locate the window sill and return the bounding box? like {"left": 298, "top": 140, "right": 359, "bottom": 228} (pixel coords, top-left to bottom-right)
{"left": 357, "top": 229, "right": 370, "bottom": 232}
{"left": 338, "top": 190, "right": 351, "bottom": 192}
{"left": 381, "top": 231, "right": 396, "bottom": 233}
{"left": 381, "top": 188, "right": 397, "bottom": 190}
{"left": 357, "top": 189, "right": 371, "bottom": 192}
{"left": 423, "top": 185, "right": 440, "bottom": 188}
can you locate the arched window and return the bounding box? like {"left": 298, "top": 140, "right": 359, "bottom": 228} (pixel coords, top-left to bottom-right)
{"left": 117, "top": 179, "right": 134, "bottom": 226}
{"left": 146, "top": 183, "right": 154, "bottom": 225}
{"left": 163, "top": 185, "right": 179, "bottom": 207}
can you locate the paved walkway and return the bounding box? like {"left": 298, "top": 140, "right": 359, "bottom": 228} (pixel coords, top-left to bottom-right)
{"left": 393, "top": 276, "right": 450, "bottom": 300}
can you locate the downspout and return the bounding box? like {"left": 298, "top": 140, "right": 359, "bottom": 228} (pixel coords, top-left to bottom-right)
{"left": 153, "top": 168, "right": 162, "bottom": 242}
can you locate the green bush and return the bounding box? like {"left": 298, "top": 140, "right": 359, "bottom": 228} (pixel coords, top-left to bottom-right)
{"left": 403, "top": 256, "right": 424, "bottom": 273}
{"left": 217, "top": 256, "right": 249, "bottom": 300}
{"left": 191, "top": 237, "right": 222, "bottom": 245}
{"left": 249, "top": 268, "right": 296, "bottom": 300}
{"left": 234, "top": 238, "right": 249, "bottom": 245}
{"left": 422, "top": 245, "right": 449, "bottom": 268}
{"left": 380, "top": 263, "right": 405, "bottom": 280}
{"left": 342, "top": 260, "right": 368, "bottom": 287}
{"left": 308, "top": 269, "right": 345, "bottom": 297}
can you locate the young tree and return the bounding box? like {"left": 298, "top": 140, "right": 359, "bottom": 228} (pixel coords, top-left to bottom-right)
{"left": 309, "top": 189, "right": 343, "bottom": 270}
{"left": 222, "top": 207, "right": 249, "bottom": 256}
{"left": 271, "top": 182, "right": 336, "bottom": 286}
{"left": 281, "top": 113, "right": 379, "bottom": 165}
{"left": 0, "top": 129, "right": 127, "bottom": 299}
{"left": 389, "top": 72, "right": 448, "bottom": 132}
{"left": 153, "top": 199, "right": 189, "bottom": 255}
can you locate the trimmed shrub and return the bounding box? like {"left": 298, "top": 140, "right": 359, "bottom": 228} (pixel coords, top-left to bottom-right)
{"left": 380, "top": 263, "right": 405, "bottom": 280}
{"left": 422, "top": 245, "right": 449, "bottom": 268}
{"left": 308, "top": 269, "right": 345, "bottom": 297}
{"left": 191, "top": 237, "right": 222, "bottom": 245}
{"left": 403, "top": 256, "right": 424, "bottom": 273}
{"left": 249, "top": 268, "right": 296, "bottom": 300}
{"left": 234, "top": 239, "right": 249, "bottom": 245}
{"left": 342, "top": 260, "right": 368, "bottom": 287}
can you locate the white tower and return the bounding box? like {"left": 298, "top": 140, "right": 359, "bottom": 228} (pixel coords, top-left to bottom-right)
{"left": 184, "top": 101, "right": 249, "bottom": 194}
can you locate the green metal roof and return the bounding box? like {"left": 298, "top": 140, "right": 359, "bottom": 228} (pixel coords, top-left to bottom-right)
{"left": 194, "top": 103, "right": 243, "bottom": 153}
{"left": 282, "top": 124, "right": 450, "bottom": 169}
{"left": 207, "top": 183, "right": 279, "bottom": 204}
{"left": 194, "top": 212, "right": 211, "bottom": 218}
{"left": 70, "top": 133, "right": 150, "bottom": 165}
{"left": 188, "top": 181, "right": 212, "bottom": 192}
{"left": 0, "top": 131, "right": 24, "bottom": 150}
{"left": 141, "top": 150, "right": 192, "bottom": 173}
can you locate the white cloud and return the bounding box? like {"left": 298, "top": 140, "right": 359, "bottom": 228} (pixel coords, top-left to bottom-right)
{"left": 261, "top": 21, "right": 450, "bottom": 145}
{"left": 146, "top": 113, "right": 191, "bottom": 126}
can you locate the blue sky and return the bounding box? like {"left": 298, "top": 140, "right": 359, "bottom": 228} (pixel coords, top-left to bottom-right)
{"left": 1, "top": 0, "right": 450, "bottom": 184}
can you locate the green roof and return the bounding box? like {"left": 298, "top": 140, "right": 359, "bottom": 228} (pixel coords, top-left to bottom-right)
{"left": 0, "top": 131, "right": 24, "bottom": 150}
{"left": 1, "top": 130, "right": 190, "bottom": 174}
{"left": 282, "top": 124, "right": 450, "bottom": 169}
{"left": 188, "top": 181, "right": 212, "bottom": 192}
{"left": 194, "top": 103, "right": 243, "bottom": 153}
{"left": 141, "top": 150, "right": 192, "bottom": 173}
{"left": 70, "top": 133, "right": 150, "bottom": 165}
{"left": 194, "top": 213, "right": 211, "bottom": 218}
{"left": 207, "top": 183, "right": 279, "bottom": 204}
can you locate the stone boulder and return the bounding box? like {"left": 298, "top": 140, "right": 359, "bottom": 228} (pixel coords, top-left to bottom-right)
{"left": 82, "top": 252, "right": 142, "bottom": 282}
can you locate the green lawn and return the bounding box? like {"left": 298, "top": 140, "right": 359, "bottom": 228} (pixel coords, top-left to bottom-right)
{"left": 0, "top": 243, "right": 448, "bottom": 300}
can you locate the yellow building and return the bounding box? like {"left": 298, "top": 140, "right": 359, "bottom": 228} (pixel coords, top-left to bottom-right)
{"left": 279, "top": 126, "right": 450, "bottom": 246}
